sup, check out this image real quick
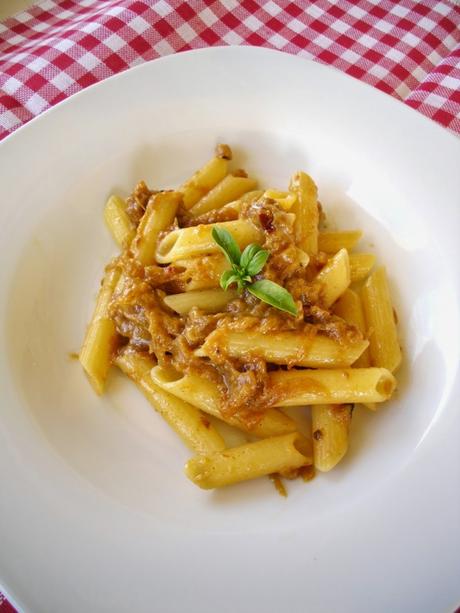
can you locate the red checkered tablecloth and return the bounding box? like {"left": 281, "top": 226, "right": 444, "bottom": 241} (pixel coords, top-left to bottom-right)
{"left": 1, "top": 0, "right": 460, "bottom": 610}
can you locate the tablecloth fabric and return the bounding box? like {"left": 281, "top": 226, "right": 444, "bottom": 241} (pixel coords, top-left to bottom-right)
{"left": 1, "top": 0, "right": 460, "bottom": 142}
{"left": 1, "top": 0, "right": 460, "bottom": 610}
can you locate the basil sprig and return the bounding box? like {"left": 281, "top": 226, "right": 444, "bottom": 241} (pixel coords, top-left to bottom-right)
{"left": 211, "top": 227, "right": 298, "bottom": 316}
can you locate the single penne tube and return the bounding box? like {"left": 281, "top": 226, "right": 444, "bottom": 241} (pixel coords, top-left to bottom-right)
{"left": 189, "top": 174, "right": 258, "bottom": 217}
{"left": 361, "top": 267, "right": 402, "bottom": 372}
{"left": 150, "top": 365, "right": 297, "bottom": 438}
{"left": 180, "top": 151, "right": 229, "bottom": 210}
{"left": 318, "top": 230, "right": 362, "bottom": 253}
{"left": 333, "top": 289, "right": 370, "bottom": 368}
{"left": 132, "top": 191, "right": 181, "bottom": 265}
{"left": 271, "top": 367, "right": 396, "bottom": 406}
{"left": 104, "top": 195, "right": 135, "bottom": 248}
{"left": 349, "top": 253, "right": 376, "bottom": 283}
{"left": 79, "top": 266, "right": 121, "bottom": 394}
{"left": 163, "top": 288, "right": 237, "bottom": 315}
{"left": 197, "top": 329, "right": 369, "bottom": 368}
{"left": 185, "top": 432, "right": 312, "bottom": 489}
{"left": 315, "top": 248, "right": 350, "bottom": 307}
{"left": 289, "top": 171, "right": 319, "bottom": 254}
{"left": 115, "top": 349, "right": 225, "bottom": 455}
{"left": 156, "top": 219, "right": 262, "bottom": 263}
{"left": 312, "top": 404, "right": 352, "bottom": 472}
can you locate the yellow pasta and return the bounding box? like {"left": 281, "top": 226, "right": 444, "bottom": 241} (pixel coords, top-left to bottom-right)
{"left": 163, "top": 288, "right": 237, "bottom": 315}
{"left": 197, "top": 329, "right": 369, "bottom": 368}
{"left": 115, "top": 349, "right": 225, "bottom": 455}
{"left": 271, "top": 367, "right": 396, "bottom": 406}
{"left": 104, "top": 195, "right": 135, "bottom": 248}
{"left": 132, "top": 191, "right": 181, "bottom": 265}
{"left": 349, "top": 253, "right": 376, "bottom": 283}
{"left": 315, "top": 248, "right": 350, "bottom": 307}
{"left": 81, "top": 144, "right": 402, "bottom": 491}
{"left": 185, "top": 433, "right": 312, "bottom": 489}
{"left": 189, "top": 174, "right": 258, "bottom": 217}
{"left": 312, "top": 404, "right": 352, "bottom": 472}
{"left": 361, "top": 267, "right": 402, "bottom": 372}
{"left": 318, "top": 230, "right": 362, "bottom": 254}
{"left": 289, "top": 171, "right": 319, "bottom": 254}
{"left": 156, "top": 219, "right": 262, "bottom": 263}
{"left": 180, "top": 153, "right": 229, "bottom": 210}
{"left": 150, "top": 365, "right": 297, "bottom": 438}
{"left": 79, "top": 266, "right": 120, "bottom": 395}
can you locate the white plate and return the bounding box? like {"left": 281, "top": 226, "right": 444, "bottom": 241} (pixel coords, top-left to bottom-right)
{"left": 0, "top": 47, "right": 459, "bottom": 613}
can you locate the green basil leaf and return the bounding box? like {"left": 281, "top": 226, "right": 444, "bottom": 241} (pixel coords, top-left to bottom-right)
{"left": 212, "top": 226, "right": 241, "bottom": 266}
{"left": 220, "top": 270, "right": 240, "bottom": 291}
{"left": 246, "top": 249, "right": 269, "bottom": 276}
{"left": 247, "top": 279, "right": 298, "bottom": 315}
{"left": 240, "top": 243, "right": 262, "bottom": 271}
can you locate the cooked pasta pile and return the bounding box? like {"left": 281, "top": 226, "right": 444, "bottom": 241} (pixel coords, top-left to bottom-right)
{"left": 80, "top": 144, "right": 401, "bottom": 492}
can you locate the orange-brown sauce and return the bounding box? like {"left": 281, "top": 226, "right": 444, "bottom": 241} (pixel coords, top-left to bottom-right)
{"left": 109, "top": 186, "right": 363, "bottom": 429}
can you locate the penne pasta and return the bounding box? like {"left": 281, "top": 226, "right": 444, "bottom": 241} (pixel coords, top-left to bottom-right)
{"left": 150, "top": 365, "right": 297, "bottom": 438}
{"left": 312, "top": 404, "right": 352, "bottom": 472}
{"left": 82, "top": 144, "right": 403, "bottom": 490}
{"left": 180, "top": 153, "right": 229, "bottom": 210}
{"left": 163, "top": 288, "right": 237, "bottom": 314}
{"left": 189, "top": 174, "right": 258, "bottom": 217}
{"left": 185, "top": 432, "right": 312, "bottom": 489}
{"left": 289, "top": 171, "right": 319, "bottom": 254}
{"left": 318, "top": 230, "right": 362, "bottom": 254}
{"left": 132, "top": 191, "right": 181, "bottom": 265}
{"left": 315, "top": 248, "right": 350, "bottom": 307}
{"left": 156, "top": 219, "right": 262, "bottom": 263}
{"left": 349, "top": 253, "right": 376, "bottom": 283}
{"left": 361, "top": 267, "right": 402, "bottom": 372}
{"left": 271, "top": 367, "right": 396, "bottom": 406}
{"left": 197, "top": 329, "right": 369, "bottom": 368}
{"left": 333, "top": 289, "right": 370, "bottom": 368}
{"left": 115, "top": 349, "right": 225, "bottom": 455}
{"left": 79, "top": 266, "right": 120, "bottom": 394}
{"left": 104, "top": 194, "right": 135, "bottom": 248}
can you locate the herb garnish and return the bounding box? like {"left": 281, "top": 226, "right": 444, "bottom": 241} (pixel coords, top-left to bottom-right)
{"left": 211, "top": 227, "right": 298, "bottom": 316}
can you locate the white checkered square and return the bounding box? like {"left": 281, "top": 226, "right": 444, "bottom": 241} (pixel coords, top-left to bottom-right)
{"left": 28, "top": 57, "right": 49, "bottom": 72}
{"left": 306, "top": 4, "right": 324, "bottom": 19}
{"left": 386, "top": 48, "right": 405, "bottom": 62}
{"left": 425, "top": 91, "right": 450, "bottom": 107}
{"left": 287, "top": 18, "right": 306, "bottom": 34}
{"left": 368, "top": 64, "right": 387, "bottom": 79}
{"left": 78, "top": 52, "right": 100, "bottom": 70}
{"left": 348, "top": 6, "right": 366, "bottom": 19}
{"left": 105, "top": 33, "right": 126, "bottom": 52}
{"left": 221, "top": 0, "right": 239, "bottom": 9}
{"left": 3, "top": 76, "right": 22, "bottom": 95}
{"left": 199, "top": 7, "right": 219, "bottom": 27}
{"left": 330, "top": 20, "right": 349, "bottom": 34}
{"left": 0, "top": 109, "right": 22, "bottom": 131}
{"left": 374, "top": 19, "right": 393, "bottom": 34}
{"left": 176, "top": 22, "right": 196, "bottom": 44}
{"left": 24, "top": 92, "right": 48, "bottom": 114}
{"left": 244, "top": 15, "right": 263, "bottom": 31}
{"left": 390, "top": 4, "right": 411, "bottom": 18}
{"left": 264, "top": 1, "right": 283, "bottom": 17}
{"left": 341, "top": 49, "right": 361, "bottom": 64}
{"left": 153, "top": 39, "right": 174, "bottom": 56}
{"left": 401, "top": 32, "right": 419, "bottom": 47}
{"left": 417, "top": 16, "right": 438, "bottom": 31}
{"left": 50, "top": 72, "right": 75, "bottom": 91}
{"left": 154, "top": 0, "right": 174, "bottom": 17}
{"left": 269, "top": 33, "right": 287, "bottom": 49}
{"left": 128, "top": 15, "right": 150, "bottom": 35}
{"left": 54, "top": 38, "right": 74, "bottom": 52}
{"left": 222, "top": 31, "right": 244, "bottom": 45}
{"left": 358, "top": 33, "right": 379, "bottom": 48}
